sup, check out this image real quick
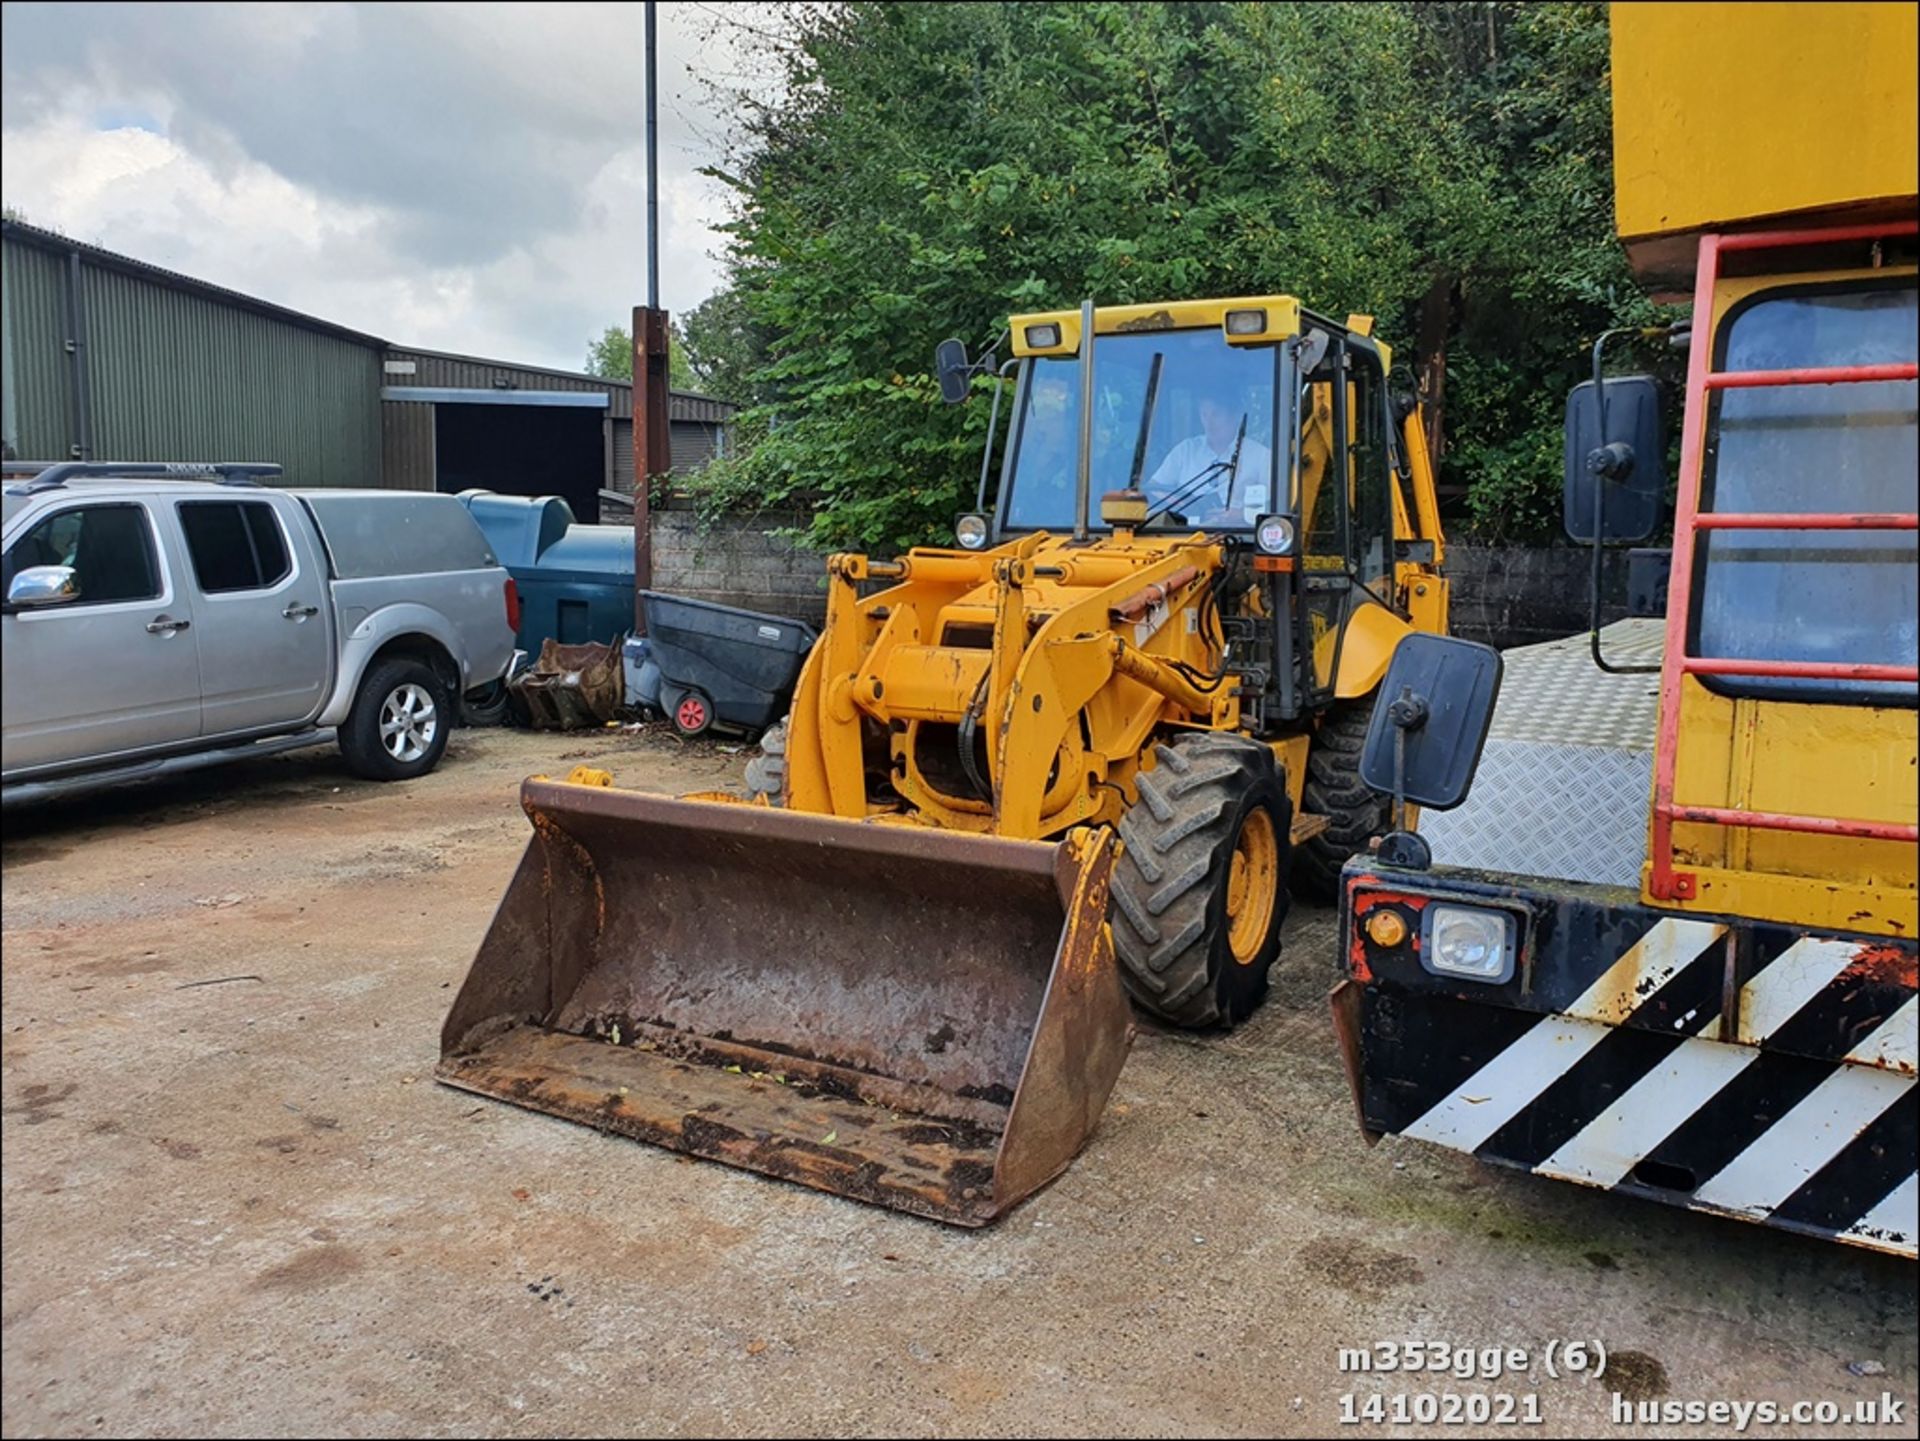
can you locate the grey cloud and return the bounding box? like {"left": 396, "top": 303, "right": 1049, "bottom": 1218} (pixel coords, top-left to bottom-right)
{"left": 0, "top": 1, "right": 746, "bottom": 366}
{"left": 2, "top": 1, "right": 725, "bottom": 269}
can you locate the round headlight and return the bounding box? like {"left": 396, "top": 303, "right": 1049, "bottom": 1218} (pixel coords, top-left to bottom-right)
{"left": 1255, "top": 514, "right": 1295, "bottom": 555}
{"left": 955, "top": 514, "right": 990, "bottom": 550}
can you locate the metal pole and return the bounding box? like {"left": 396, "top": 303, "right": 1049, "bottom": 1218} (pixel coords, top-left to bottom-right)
{"left": 645, "top": 0, "right": 660, "bottom": 310}
{"left": 1073, "top": 297, "right": 1095, "bottom": 541}
{"left": 633, "top": 1, "right": 662, "bottom": 631}
{"left": 65, "top": 248, "right": 93, "bottom": 461}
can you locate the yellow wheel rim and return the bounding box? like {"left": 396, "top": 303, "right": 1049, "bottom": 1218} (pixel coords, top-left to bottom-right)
{"left": 1226, "top": 807, "right": 1280, "bottom": 966}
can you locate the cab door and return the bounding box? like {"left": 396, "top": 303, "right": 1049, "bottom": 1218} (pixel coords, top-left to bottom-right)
{"left": 1, "top": 498, "right": 202, "bottom": 773}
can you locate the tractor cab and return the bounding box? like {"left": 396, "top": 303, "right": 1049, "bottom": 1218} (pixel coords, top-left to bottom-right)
{"left": 953, "top": 299, "right": 1404, "bottom": 583}
{"left": 941, "top": 296, "right": 1441, "bottom": 721}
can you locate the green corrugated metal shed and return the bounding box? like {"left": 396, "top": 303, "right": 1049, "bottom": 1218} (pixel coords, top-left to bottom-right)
{"left": 1, "top": 220, "right": 384, "bottom": 488}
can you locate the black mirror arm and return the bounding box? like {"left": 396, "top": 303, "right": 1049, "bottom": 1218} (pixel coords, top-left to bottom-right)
{"left": 1385, "top": 685, "right": 1429, "bottom": 832}
{"left": 1587, "top": 327, "right": 1663, "bottom": 676}
{"left": 1374, "top": 685, "right": 1434, "bottom": 871}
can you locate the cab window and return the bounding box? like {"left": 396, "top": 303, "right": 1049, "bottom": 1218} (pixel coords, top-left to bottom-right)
{"left": 3, "top": 504, "right": 161, "bottom": 606}
{"left": 178, "top": 500, "right": 292, "bottom": 594}
{"left": 1695, "top": 281, "right": 1918, "bottom": 703}
{"left": 1002, "top": 328, "right": 1278, "bottom": 533}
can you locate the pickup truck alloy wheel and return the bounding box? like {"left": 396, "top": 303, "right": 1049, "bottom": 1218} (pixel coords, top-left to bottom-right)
{"left": 381, "top": 682, "right": 438, "bottom": 763}
{"left": 339, "top": 656, "right": 453, "bottom": 781}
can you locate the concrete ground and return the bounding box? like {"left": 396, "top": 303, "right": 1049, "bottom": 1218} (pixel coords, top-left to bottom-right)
{"left": 2, "top": 727, "right": 1913, "bottom": 1439}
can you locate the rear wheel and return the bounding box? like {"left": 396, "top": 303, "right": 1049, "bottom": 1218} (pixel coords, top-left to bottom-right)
{"left": 339, "top": 657, "right": 452, "bottom": 781}
{"left": 1109, "top": 733, "right": 1292, "bottom": 1029}
{"left": 1291, "top": 703, "right": 1388, "bottom": 904}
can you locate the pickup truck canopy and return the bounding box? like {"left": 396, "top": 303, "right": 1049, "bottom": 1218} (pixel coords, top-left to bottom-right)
{"left": 296, "top": 491, "right": 499, "bottom": 580}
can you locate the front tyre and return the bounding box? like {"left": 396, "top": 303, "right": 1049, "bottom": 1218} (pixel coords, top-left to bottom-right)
{"left": 1109, "top": 733, "right": 1292, "bottom": 1029}
{"left": 339, "top": 657, "right": 452, "bottom": 781}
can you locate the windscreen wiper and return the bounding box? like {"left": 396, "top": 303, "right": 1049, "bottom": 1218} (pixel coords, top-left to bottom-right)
{"left": 1142, "top": 458, "right": 1229, "bottom": 526}
{"left": 1126, "top": 353, "right": 1166, "bottom": 493}
{"left": 1143, "top": 414, "right": 1248, "bottom": 526}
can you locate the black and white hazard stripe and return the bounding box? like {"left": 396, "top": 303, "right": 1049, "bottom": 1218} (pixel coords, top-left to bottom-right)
{"left": 1386, "top": 919, "right": 1917, "bottom": 1257}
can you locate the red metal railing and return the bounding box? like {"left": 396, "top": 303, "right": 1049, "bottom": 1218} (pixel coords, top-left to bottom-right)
{"left": 1692, "top": 513, "right": 1916, "bottom": 530}
{"left": 1703, "top": 363, "right": 1918, "bottom": 391}
{"left": 1664, "top": 804, "right": 1920, "bottom": 843}
{"left": 1681, "top": 656, "right": 1918, "bottom": 683}
{"left": 1649, "top": 218, "right": 1920, "bottom": 900}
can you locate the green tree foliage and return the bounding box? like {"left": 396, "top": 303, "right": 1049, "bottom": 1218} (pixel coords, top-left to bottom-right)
{"left": 1405, "top": 2, "right": 1677, "bottom": 539}
{"left": 688, "top": 1, "right": 1679, "bottom": 553}
{"left": 584, "top": 322, "right": 700, "bottom": 391}
{"left": 676, "top": 288, "right": 770, "bottom": 407}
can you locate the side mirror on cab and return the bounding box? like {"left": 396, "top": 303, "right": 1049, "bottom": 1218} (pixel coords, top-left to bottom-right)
{"left": 935, "top": 338, "right": 973, "bottom": 406}
{"left": 1357, "top": 633, "right": 1505, "bottom": 870}
{"left": 1360, "top": 634, "right": 1504, "bottom": 813}
{"left": 1563, "top": 373, "right": 1664, "bottom": 543}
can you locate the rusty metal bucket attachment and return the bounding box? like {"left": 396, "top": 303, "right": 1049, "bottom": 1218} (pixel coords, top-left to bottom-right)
{"left": 438, "top": 780, "right": 1132, "bottom": 1226}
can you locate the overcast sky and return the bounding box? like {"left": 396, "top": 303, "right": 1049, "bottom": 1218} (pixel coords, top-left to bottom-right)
{"left": 1, "top": 2, "right": 755, "bottom": 371}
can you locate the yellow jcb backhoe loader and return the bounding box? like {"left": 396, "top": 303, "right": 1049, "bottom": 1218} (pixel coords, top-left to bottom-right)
{"left": 441, "top": 294, "right": 1448, "bottom": 1224}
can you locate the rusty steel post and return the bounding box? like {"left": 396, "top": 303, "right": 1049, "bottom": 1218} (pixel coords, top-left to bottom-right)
{"left": 632, "top": 1, "right": 666, "bottom": 632}
{"left": 632, "top": 306, "right": 671, "bottom": 630}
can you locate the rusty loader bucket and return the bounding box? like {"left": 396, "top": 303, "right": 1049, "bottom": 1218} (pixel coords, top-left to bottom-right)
{"left": 438, "top": 780, "right": 1133, "bottom": 1225}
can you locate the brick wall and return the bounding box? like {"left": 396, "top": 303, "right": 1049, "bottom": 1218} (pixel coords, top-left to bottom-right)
{"left": 642, "top": 504, "right": 1634, "bottom": 648}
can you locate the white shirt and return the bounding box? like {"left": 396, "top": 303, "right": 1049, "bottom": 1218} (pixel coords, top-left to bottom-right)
{"left": 1145, "top": 432, "right": 1276, "bottom": 522}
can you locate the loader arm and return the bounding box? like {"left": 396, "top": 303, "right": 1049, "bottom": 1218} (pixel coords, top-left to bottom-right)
{"left": 786, "top": 545, "right": 1034, "bottom": 819}
{"left": 782, "top": 534, "right": 1230, "bottom": 839}
{"left": 991, "top": 542, "right": 1226, "bottom": 836}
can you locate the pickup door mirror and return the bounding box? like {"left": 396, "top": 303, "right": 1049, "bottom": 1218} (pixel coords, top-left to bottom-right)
{"left": 1563, "top": 374, "right": 1664, "bottom": 543}
{"left": 4, "top": 565, "right": 80, "bottom": 612}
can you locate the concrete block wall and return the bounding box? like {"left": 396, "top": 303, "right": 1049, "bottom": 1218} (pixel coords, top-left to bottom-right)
{"left": 1445, "top": 544, "right": 1632, "bottom": 650}
{"left": 645, "top": 503, "right": 1634, "bottom": 649}
{"left": 650, "top": 501, "right": 830, "bottom": 623}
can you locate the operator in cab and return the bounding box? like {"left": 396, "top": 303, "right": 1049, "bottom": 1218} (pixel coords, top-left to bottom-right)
{"left": 1142, "top": 384, "right": 1274, "bottom": 528}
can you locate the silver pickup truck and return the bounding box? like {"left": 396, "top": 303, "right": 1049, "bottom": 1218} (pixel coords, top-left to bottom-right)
{"left": 1, "top": 462, "right": 519, "bottom": 804}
